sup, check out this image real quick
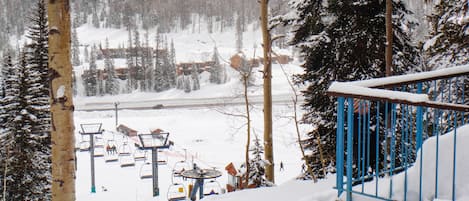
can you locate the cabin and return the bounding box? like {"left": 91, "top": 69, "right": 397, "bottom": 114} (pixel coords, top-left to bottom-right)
{"left": 116, "top": 124, "right": 138, "bottom": 137}
{"left": 229, "top": 53, "right": 260, "bottom": 70}
{"left": 224, "top": 162, "right": 256, "bottom": 192}
{"left": 176, "top": 61, "right": 216, "bottom": 76}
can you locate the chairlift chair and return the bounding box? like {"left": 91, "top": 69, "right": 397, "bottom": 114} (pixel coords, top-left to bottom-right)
{"left": 133, "top": 149, "right": 147, "bottom": 161}
{"left": 118, "top": 142, "right": 135, "bottom": 167}
{"left": 119, "top": 152, "right": 135, "bottom": 167}
{"left": 167, "top": 183, "right": 187, "bottom": 201}
{"left": 203, "top": 180, "right": 223, "bottom": 196}
{"left": 157, "top": 153, "right": 168, "bottom": 165}
{"left": 93, "top": 145, "right": 105, "bottom": 157}
{"left": 94, "top": 136, "right": 105, "bottom": 147}
{"left": 118, "top": 142, "right": 133, "bottom": 155}
{"left": 139, "top": 161, "right": 153, "bottom": 179}
{"left": 104, "top": 152, "right": 118, "bottom": 162}
{"left": 172, "top": 161, "right": 190, "bottom": 178}
{"left": 79, "top": 141, "right": 90, "bottom": 152}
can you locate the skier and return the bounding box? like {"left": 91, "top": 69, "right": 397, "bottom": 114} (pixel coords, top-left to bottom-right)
{"left": 279, "top": 161, "right": 284, "bottom": 171}
{"left": 190, "top": 163, "right": 204, "bottom": 201}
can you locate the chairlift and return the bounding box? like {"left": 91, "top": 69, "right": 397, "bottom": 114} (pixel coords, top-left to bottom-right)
{"left": 172, "top": 161, "right": 190, "bottom": 178}
{"left": 118, "top": 143, "right": 135, "bottom": 167}
{"left": 119, "top": 152, "right": 135, "bottom": 167}
{"left": 79, "top": 141, "right": 90, "bottom": 152}
{"left": 133, "top": 149, "right": 147, "bottom": 161}
{"left": 203, "top": 179, "right": 224, "bottom": 196}
{"left": 104, "top": 152, "right": 118, "bottom": 162}
{"left": 94, "top": 135, "right": 105, "bottom": 147}
{"left": 139, "top": 161, "right": 153, "bottom": 179}
{"left": 118, "top": 142, "right": 133, "bottom": 155}
{"left": 157, "top": 153, "right": 168, "bottom": 165}
{"left": 93, "top": 145, "right": 105, "bottom": 157}
{"left": 167, "top": 183, "right": 187, "bottom": 201}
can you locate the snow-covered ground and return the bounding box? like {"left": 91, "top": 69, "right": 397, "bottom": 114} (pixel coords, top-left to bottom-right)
{"left": 73, "top": 19, "right": 469, "bottom": 201}
{"left": 74, "top": 21, "right": 313, "bottom": 201}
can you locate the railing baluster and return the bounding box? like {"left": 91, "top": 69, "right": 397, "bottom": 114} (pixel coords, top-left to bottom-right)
{"left": 375, "top": 101, "right": 380, "bottom": 197}
{"left": 336, "top": 97, "right": 345, "bottom": 197}
{"left": 346, "top": 98, "right": 354, "bottom": 201}
{"left": 452, "top": 111, "right": 457, "bottom": 201}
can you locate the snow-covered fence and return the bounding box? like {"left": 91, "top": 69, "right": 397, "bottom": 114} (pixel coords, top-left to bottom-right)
{"left": 327, "top": 65, "right": 469, "bottom": 201}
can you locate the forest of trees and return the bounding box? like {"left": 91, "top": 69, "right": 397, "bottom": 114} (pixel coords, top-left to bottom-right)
{"left": 0, "top": 0, "right": 51, "bottom": 200}
{"left": 285, "top": 0, "right": 468, "bottom": 179}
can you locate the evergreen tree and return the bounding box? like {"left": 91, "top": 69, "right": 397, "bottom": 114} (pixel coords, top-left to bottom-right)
{"left": 153, "top": 33, "right": 165, "bottom": 92}
{"left": 104, "top": 39, "right": 119, "bottom": 95}
{"left": 238, "top": 53, "right": 255, "bottom": 86}
{"left": 84, "top": 45, "right": 98, "bottom": 96}
{"left": 23, "top": 1, "right": 52, "bottom": 198}
{"left": 424, "top": 1, "right": 468, "bottom": 133}
{"left": 191, "top": 64, "right": 200, "bottom": 91}
{"left": 133, "top": 30, "right": 142, "bottom": 90}
{"left": 71, "top": 27, "right": 81, "bottom": 66}
{"left": 92, "top": 7, "right": 100, "bottom": 28}
{"left": 424, "top": 0, "right": 468, "bottom": 69}
{"left": 168, "top": 39, "right": 177, "bottom": 87}
{"left": 287, "top": 0, "right": 419, "bottom": 179}
{"left": 235, "top": 15, "right": 243, "bottom": 53}
{"left": 245, "top": 135, "right": 273, "bottom": 187}
{"left": 209, "top": 46, "right": 224, "bottom": 84}
{"left": 125, "top": 29, "right": 134, "bottom": 93}
{"left": 84, "top": 45, "right": 89, "bottom": 63}
{"left": 183, "top": 75, "right": 191, "bottom": 93}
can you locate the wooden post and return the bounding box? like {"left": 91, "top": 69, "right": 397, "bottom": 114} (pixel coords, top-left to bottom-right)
{"left": 48, "top": 1, "right": 76, "bottom": 200}
{"left": 260, "top": 0, "right": 274, "bottom": 183}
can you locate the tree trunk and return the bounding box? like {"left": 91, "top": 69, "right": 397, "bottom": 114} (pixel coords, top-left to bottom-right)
{"left": 385, "top": 0, "right": 393, "bottom": 77}
{"left": 48, "top": 1, "right": 76, "bottom": 200}
{"left": 385, "top": 0, "right": 393, "bottom": 176}
{"left": 243, "top": 74, "right": 251, "bottom": 188}
{"left": 260, "top": 0, "right": 274, "bottom": 183}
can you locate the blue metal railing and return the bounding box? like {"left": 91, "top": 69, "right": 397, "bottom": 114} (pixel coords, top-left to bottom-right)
{"left": 328, "top": 65, "right": 469, "bottom": 201}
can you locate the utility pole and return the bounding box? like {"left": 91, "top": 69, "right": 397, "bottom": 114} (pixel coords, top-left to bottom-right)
{"left": 260, "top": 0, "right": 274, "bottom": 183}
{"left": 48, "top": 0, "right": 76, "bottom": 200}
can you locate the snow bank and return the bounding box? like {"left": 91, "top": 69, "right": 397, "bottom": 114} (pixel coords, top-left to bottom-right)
{"left": 350, "top": 125, "right": 469, "bottom": 201}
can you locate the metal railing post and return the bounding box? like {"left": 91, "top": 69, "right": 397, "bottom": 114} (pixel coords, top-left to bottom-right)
{"left": 336, "top": 97, "right": 345, "bottom": 197}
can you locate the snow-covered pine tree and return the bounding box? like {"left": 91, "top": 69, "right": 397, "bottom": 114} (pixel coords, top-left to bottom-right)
{"left": 84, "top": 45, "right": 89, "bottom": 63}
{"left": 143, "top": 32, "right": 153, "bottom": 91}
{"left": 235, "top": 15, "right": 243, "bottom": 53}
{"left": 191, "top": 64, "right": 200, "bottom": 91}
{"left": 160, "top": 40, "right": 172, "bottom": 91}
{"left": 71, "top": 27, "right": 81, "bottom": 66}
{"left": 0, "top": 51, "right": 15, "bottom": 191}
{"left": 23, "top": 1, "right": 52, "bottom": 198}
{"left": 132, "top": 30, "right": 142, "bottom": 90}
{"left": 1, "top": 47, "right": 50, "bottom": 200}
{"left": 423, "top": 0, "right": 468, "bottom": 133}
{"left": 425, "top": 0, "right": 468, "bottom": 69}
{"left": 209, "top": 46, "right": 223, "bottom": 84}
{"left": 183, "top": 75, "right": 191, "bottom": 93}
{"left": 237, "top": 53, "right": 255, "bottom": 86}
{"left": 168, "top": 39, "right": 177, "bottom": 87}
{"left": 84, "top": 45, "right": 98, "bottom": 96}
{"left": 92, "top": 6, "right": 100, "bottom": 28}
{"left": 286, "top": 0, "right": 419, "bottom": 179}
{"left": 125, "top": 29, "right": 134, "bottom": 93}
{"left": 245, "top": 135, "right": 273, "bottom": 187}
{"left": 104, "top": 39, "right": 119, "bottom": 95}
{"left": 153, "top": 33, "right": 169, "bottom": 92}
